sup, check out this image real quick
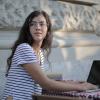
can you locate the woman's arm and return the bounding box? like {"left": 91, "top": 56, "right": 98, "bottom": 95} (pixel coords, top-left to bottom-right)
{"left": 22, "top": 63, "right": 97, "bottom": 92}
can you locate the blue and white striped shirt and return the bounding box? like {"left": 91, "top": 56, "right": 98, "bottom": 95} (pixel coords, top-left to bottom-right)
{"left": 3, "top": 43, "right": 45, "bottom": 100}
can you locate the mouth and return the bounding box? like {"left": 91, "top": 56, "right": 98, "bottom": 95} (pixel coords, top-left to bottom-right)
{"left": 34, "top": 32, "right": 42, "bottom": 36}
{"left": 35, "top": 32, "right": 42, "bottom": 34}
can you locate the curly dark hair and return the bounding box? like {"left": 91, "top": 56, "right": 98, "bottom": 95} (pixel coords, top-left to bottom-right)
{"left": 6, "top": 10, "right": 53, "bottom": 76}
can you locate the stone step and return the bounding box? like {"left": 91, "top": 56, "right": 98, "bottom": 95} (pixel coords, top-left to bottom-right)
{"left": 53, "top": 32, "right": 100, "bottom": 47}
{"left": 0, "top": 31, "right": 100, "bottom": 49}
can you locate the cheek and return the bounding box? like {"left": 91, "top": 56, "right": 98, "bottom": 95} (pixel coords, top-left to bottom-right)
{"left": 30, "top": 27, "right": 34, "bottom": 33}
{"left": 43, "top": 27, "right": 48, "bottom": 34}
{"left": 29, "top": 28, "right": 34, "bottom": 38}
{"left": 43, "top": 30, "right": 48, "bottom": 37}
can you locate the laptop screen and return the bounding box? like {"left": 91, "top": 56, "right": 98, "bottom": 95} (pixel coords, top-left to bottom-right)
{"left": 87, "top": 60, "right": 100, "bottom": 87}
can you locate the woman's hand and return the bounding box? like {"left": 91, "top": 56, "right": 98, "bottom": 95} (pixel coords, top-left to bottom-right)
{"left": 59, "top": 80, "right": 84, "bottom": 84}
{"left": 79, "top": 82, "right": 98, "bottom": 91}
{"left": 58, "top": 80, "right": 98, "bottom": 91}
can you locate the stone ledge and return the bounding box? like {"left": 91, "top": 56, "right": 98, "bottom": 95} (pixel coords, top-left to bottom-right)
{"left": 56, "top": 0, "right": 98, "bottom": 6}
{"left": 53, "top": 39, "right": 100, "bottom": 48}
{"left": 52, "top": 32, "right": 100, "bottom": 47}
{"left": 57, "top": 0, "right": 100, "bottom": 4}
{"left": 0, "top": 31, "right": 100, "bottom": 49}
{"left": 93, "top": 5, "right": 100, "bottom": 11}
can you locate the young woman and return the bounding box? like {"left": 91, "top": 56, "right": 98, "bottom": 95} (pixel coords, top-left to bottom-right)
{"left": 3, "top": 10, "right": 97, "bottom": 100}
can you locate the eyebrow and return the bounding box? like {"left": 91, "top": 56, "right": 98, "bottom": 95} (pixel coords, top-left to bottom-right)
{"left": 31, "top": 21, "right": 46, "bottom": 23}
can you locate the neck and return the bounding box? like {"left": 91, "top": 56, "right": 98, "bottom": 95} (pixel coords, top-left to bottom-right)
{"left": 32, "top": 41, "right": 42, "bottom": 52}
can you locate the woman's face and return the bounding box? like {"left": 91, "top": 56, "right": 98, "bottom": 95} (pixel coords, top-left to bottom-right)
{"left": 29, "top": 15, "right": 48, "bottom": 42}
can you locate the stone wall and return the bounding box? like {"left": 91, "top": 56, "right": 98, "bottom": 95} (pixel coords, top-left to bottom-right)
{"left": 0, "top": 0, "right": 100, "bottom": 33}
{"left": 0, "top": 0, "right": 100, "bottom": 99}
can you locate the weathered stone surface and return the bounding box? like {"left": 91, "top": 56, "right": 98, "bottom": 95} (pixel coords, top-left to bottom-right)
{"left": 95, "top": 12, "right": 100, "bottom": 36}
{"left": 0, "top": 0, "right": 99, "bottom": 33}
{"left": 56, "top": 0, "right": 98, "bottom": 6}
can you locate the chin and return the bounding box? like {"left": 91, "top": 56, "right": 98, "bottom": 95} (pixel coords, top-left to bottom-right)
{"left": 35, "top": 38, "right": 43, "bottom": 42}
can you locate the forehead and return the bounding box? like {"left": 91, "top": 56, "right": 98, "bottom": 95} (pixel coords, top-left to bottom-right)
{"left": 32, "top": 15, "right": 46, "bottom": 22}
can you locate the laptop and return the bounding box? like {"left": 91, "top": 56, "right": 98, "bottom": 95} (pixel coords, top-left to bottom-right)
{"left": 87, "top": 60, "right": 100, "bottom": 88}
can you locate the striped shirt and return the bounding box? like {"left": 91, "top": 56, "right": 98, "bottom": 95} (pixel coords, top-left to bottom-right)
{"left": 3, "top": 43, "right": 45, "bottom": 100}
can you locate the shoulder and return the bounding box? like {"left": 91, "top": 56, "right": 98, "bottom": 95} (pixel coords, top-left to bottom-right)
{"left": 17, "top": 43, "right": 32, "bottom": 49}
{"left": 15, "top": 43, "right": 35, "bottom": 54}
{"left": 16, "top": 43, "right": 33, "bottom": 52}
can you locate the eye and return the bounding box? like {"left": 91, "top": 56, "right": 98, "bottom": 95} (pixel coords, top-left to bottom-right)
{"left": 30, "top": 22, "right": 36, "bottom": 26}
{"left": 29, "top": 21, "right": 47, "bottom": 27}
{"left": 40, "top": 22, "right": 46, "bottom": 26}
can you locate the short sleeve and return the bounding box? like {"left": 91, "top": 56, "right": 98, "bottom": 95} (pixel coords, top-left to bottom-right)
{"left": 13, "top": 43, "right": 38, "bottom": 66}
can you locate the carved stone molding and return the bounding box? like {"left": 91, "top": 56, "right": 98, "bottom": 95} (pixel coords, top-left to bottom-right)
{"left": 0, "top": 0, "right": 99, "bottom": 33}
{"left": 54, "top": 0, "right": 97, "bottom": 6}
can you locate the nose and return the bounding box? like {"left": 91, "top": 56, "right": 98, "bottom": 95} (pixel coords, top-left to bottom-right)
{"left": 35, "top": 23, "right": 41, "bottom": 30}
